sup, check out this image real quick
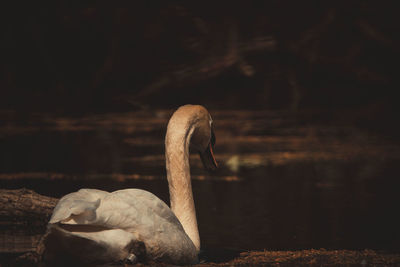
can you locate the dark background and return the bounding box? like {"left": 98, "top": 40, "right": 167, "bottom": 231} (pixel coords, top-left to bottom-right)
{"left": 1, "top": 2, "right": 399, "bottom": 124}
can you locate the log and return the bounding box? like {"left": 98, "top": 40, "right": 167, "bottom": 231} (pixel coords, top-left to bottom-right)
{"left": 0, "top": 188, "right": 57, "bottom": 226}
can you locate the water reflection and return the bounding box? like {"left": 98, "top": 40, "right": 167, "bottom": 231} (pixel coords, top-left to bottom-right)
{"left": 1, "top": 110, "right": 399, "bottom": 255}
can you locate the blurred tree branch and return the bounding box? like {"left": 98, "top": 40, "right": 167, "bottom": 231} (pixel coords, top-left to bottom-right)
{"left": 133, "top": 28, "right": 276, "bottom": 101}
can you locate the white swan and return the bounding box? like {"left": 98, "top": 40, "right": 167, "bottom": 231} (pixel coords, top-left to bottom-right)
{"left": 43, "top": 105, "right": 218, "bottom": 265}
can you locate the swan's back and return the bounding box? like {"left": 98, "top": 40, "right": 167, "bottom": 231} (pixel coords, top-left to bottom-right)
{"left": 44, "top": 188, "right": 198, "bottom": 265}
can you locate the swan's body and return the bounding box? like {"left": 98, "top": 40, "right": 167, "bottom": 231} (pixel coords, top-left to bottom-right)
{"left": 43, "top": 105, "right": 217, "bottom": 265}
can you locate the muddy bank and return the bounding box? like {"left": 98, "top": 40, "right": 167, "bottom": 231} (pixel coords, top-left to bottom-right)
{"left": 5, "top": 249, "right": 400, "bottom": 266}
{"left": 198, "top": 249, "right": 400, "bottom": 266}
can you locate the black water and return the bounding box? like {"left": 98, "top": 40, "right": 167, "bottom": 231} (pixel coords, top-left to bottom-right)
{"left": 1, "top": 110, "right": 400, "bottom": 257}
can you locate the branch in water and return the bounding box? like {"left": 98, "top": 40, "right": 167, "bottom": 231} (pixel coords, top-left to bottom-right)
{"left": 0, "top": 188, "right": 57, "bottom": 226}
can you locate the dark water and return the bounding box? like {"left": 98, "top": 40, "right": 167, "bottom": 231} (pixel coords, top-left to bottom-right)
{"left": 1, "top": 109, "right": 400, "bottom": 256}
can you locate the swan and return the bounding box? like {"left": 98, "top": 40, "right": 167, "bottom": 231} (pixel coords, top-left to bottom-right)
{"left": 42, "top": 105, "right": 218, "bottom": 265}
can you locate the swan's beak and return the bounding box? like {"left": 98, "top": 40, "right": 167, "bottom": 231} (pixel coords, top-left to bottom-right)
{"left": 200, "top": 143, "right": 218, "bottom": 171}
{"left": 200, "top": 128, "right": 217, "bottom": 171}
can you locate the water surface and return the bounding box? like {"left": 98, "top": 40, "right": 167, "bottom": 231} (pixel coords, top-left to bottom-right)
{"left": 1, "top": 109, "right": 399, "bottom": 255}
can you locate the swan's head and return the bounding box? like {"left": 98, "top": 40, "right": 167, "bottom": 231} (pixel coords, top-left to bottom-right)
{"left": 168, "top": 105, "right": 218, "bottom": 171}
{"left": 186, "top": 105, "right": 218, "bottom": 172}
{"left": 192, "top": 113, "right": 218, "bottom": 172}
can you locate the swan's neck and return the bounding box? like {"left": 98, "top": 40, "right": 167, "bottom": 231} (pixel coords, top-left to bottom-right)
{"left": 165, "top": 120, "right": 200, "bottom": 252}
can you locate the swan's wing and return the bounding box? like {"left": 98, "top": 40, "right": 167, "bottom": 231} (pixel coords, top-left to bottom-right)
{"left": 94, "top": 189, "right": 183, "bottom": 231}
{"left": 49, "top": 189, "right": 109, "bottom": 224}
{"left": 49, "top": 188, "right": 182, "bottom": 232}
{"left": 47, "top": 188, "right": 196, "bottom": 264}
